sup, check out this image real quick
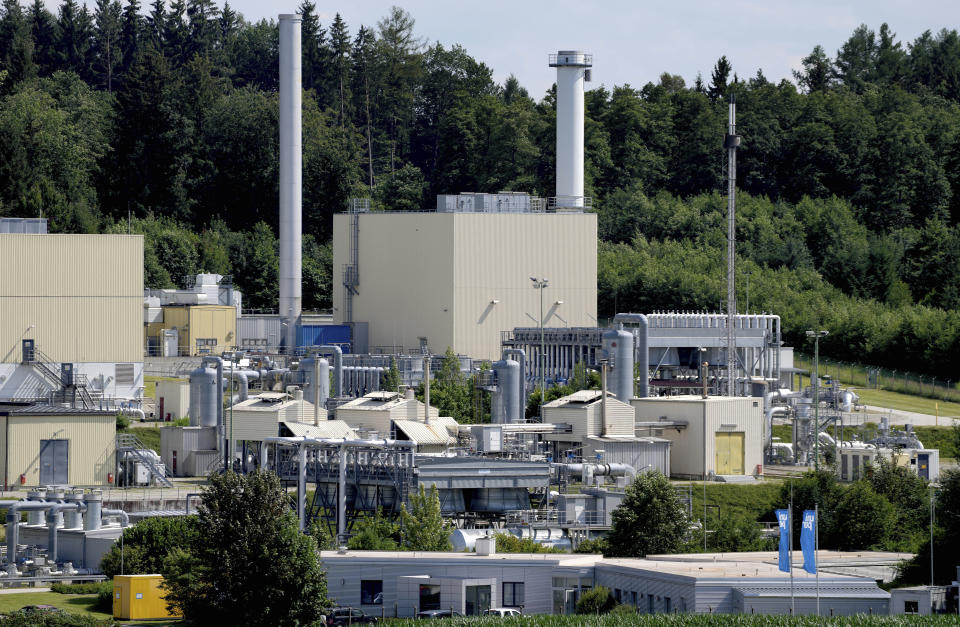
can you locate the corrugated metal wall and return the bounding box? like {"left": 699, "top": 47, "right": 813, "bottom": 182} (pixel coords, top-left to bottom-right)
{"left": 5, "top": 414, "right": 115, "bottom": 485}
{"left": 332, "top": 213, "right": 596, "bottom": 361}
{"left": 297, "top": 324, "right": 351, "bottom": 349}
{"left": 0, "top": 234, "right": 143, "bottom": 363}
{"left": 632, "top": 398, "right": 706, "bottom": 478}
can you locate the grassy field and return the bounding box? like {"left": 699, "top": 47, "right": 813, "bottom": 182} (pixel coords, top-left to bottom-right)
{"left": 854, "top": 387, "right": 960, "bottom": 418}
{"left": 0, "top": 591, "right": 110, "bottom": 619}
{"left": 682, "top": 481, "right": 782, "bottom": 523}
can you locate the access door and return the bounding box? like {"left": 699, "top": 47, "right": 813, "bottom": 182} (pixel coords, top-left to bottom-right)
{"left": 917, "top": 454, "right": 929, "bottom": 479}
{"left": 715, "top": 432, "right": 745, "bottom": 475}
{"left": 39, "top": 439, "right": 69, "bottom": 485}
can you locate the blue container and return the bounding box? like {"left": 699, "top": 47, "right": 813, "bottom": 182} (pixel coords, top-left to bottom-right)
{"left": 296, "top": 324, "right": 352, "bottom": 352}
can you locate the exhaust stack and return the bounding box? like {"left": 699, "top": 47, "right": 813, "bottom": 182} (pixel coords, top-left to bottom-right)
{"left": 550, "top": 50, "right": 592, "bottom": 208}
{"left": 279, "top": 14, "right": 302, "bottom": 353}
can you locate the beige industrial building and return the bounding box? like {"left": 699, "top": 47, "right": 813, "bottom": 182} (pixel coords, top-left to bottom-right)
{"left": 332, "top": 211, "right": 597, "bottom": 360}
{"left": 543, "top": 390, "right": 671, "bottom": 474}
{"left": 631, "top": 396, "right": 764, "bottom": 479}
{"left": 335, "top": 391, "right": 439, "bottom": 432}
{"left": 0, "top": 404, "right": 116, "bottom": 487}
{"left": 144, "top": 305, "right": 237, "bottom": 356}
{"left": 0, "top": 231, "right": 143, "bottom": 403}
{"left": 154, "top": 380, "right": 189, "bottom": 422}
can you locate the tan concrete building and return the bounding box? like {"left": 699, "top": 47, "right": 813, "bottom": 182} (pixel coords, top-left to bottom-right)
{"left": 144, "top": 305, "right": 237, "bottom": 356}
{"left": 334, "top": 391, "right": 439, "bottom": 433}
{"left": 0, "top": 404, "right": 116, "bottom": 487}
{"left": 631, "top": 396, "right": 764, "bottom": 479}
{"left": 0, "top": 233, "right": 143, "bottom": 402}
{"left": 154, "top": 380, "right": 189, "bottom": 422}
{"left": 332, "top": 212, "right": 597, "bottom": 360}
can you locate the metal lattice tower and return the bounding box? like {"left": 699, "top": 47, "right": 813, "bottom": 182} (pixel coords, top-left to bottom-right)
{"left": 724, "top": 95, "right": 741, "bottom": 396}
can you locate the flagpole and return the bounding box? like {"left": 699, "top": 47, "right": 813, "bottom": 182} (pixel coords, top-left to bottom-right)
{"left": 789, "top": 483, "right": 794, "bottom": 615}
{"left": 815, "top": 503, "right": 820, "bottom": 617}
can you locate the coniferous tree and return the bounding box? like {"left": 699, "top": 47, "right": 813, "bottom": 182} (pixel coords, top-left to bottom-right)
{"left": 93, "top": 0, "right": 122, "bottom": 92}
{"left": 708, "top": 55, "right": 731, "bottom": 99}
{"left": 27, "top": 0, "right": 57, "bottom": 76}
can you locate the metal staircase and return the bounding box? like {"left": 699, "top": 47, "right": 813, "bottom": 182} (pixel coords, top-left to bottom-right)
{"left": 116, "top": 433, "right": 173, "bottom": 487}
{"left": 22, "top": 348, "right": 102, "bottom": 409}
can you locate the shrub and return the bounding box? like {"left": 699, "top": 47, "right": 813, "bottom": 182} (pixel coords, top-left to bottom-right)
{"left": 574, "top": 585, "right": 616, "bottom": 615}
{"left": 51, "top": 581, "right": 111, "bottom": 595}
{"left": 115, "top": 413, "right": 130, "bottom": 430}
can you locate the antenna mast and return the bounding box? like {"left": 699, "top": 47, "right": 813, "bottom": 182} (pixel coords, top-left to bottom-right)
{"left": 725, "top": 94, "right": 741, "bottom": 396}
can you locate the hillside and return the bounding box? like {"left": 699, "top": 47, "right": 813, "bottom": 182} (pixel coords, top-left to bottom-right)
{"left": 1, "top": 3, "right": 959, "bottom": 373}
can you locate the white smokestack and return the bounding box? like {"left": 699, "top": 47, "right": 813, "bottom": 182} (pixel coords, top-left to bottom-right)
{"left": 550, "top": 50, "right": 592, "bottom": 208}
{"left": 279, "top": 14, "right": 302, "bottom": 353}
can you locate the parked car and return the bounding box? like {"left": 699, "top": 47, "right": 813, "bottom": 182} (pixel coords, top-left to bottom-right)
{"left": 326, "top": 607, "right": 378, "bottom": 625}
{"left": 483, "top": 607, "right": 522, "bottom": 617}
{"left": 416, "top": 609, "right": 464, "bottom": 619}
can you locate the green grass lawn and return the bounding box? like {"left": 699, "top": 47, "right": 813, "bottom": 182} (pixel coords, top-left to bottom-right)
{"left": 854, "top": 387, "right": 960, "bottom": 418}
{"left": 681, "top": 481, "right": 783, "bottom": 524}
{"left": 0, "top": 591, "right": 110, "bottom": 619}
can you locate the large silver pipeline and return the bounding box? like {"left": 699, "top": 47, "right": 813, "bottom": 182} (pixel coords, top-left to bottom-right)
{"left": 5, "top": 501, "right": 55, "bottom": 565}
{"left": 613, "top": 314, "right": 648, "bottom": 397}
{"left": 45, "top": 503, "right": 83, "bottom": 563}
{"left": 501, "top": 348, "right": 526, "bottom": 423}
{"left": 101, "top": 508, "right": 130, "bottom": 528}
{"left": 226, "top": 370, "right": 260, "bottom": 403}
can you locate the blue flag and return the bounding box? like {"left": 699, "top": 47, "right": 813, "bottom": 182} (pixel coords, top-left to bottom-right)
{"left": 801, "top": 509, "right": 817, "bottom": 574}
{"left": 775, "top": 509, "right": 790, "bottom": 572}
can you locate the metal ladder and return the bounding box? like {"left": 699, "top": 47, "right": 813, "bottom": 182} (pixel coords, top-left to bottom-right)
{"left": 116, "top": 433, "right": 173, "bottom": 487}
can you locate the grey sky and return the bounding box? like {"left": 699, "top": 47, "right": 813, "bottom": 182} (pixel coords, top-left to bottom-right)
{"left": 52, "top": 1, "right": 960, "bottom": 98}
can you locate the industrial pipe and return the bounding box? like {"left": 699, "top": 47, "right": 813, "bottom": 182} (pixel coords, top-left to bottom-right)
{"left": 613, "top": 314, "right": 648, "bottom": 397}
{"left": 226, "top": 370, "right": 260, "bottom": 403}
{"left": 119, "top": 407, "right": 145, "bottom": 422}
{"left": 101, "top": 508, "right": 130, "bottom": 528}
{"left": 202, "top": 356, "right": 225, "bottom": 467}
{"left": 46, "top": 503, "right": 83, "bottom": 563}
{"left": 501, "top": 349, "right": 527, "bottom": 423}
{"left": 424, "top": 356, "right": 431, "bottom": 425}
{"left": 5, "top": 500, "right": 55, "bottom": 565}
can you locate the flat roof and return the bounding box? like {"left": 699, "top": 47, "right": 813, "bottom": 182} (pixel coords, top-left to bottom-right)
{"left": 320, "top": 549, "right": 901, "bottom": 583}
{"left": 631, "top": 395, "right": 758, "bottom": 404}
{"left": 0, "top": 404, "right": 116, "bottom": 416}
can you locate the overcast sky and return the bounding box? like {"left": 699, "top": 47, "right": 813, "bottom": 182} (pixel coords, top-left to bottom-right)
{"left": 52, "top": 1, "right": 960, "bottom": 98}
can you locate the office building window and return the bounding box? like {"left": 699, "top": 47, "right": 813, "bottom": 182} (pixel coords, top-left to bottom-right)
{"left": 904, "top": 600, "right": 919, "bottom": 614}
{"left": 502, "top": 582, "right": 524, "bottom": 608}
{"left": 360, "top": 580, "right": 382, "bottom": 605}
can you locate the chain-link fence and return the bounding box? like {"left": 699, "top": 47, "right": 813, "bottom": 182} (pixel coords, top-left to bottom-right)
{"left": 795, "top": 353, "right": 960, "bottom": 404}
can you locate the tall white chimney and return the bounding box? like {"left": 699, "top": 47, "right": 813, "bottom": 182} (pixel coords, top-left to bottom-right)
{"left": 279, "top": 14, "right": 302, "bottom": 353}
{"left": 550, "top": 50, "right": 592, "bottom": 208}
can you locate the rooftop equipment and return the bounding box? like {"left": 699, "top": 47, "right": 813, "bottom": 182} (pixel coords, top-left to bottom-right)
{"left": 279, "top": 14, "right": 302, "bottom": 353}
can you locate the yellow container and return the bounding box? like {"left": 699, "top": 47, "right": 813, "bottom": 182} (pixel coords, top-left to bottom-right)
{"left": 113, "top": 574, "right": 180, "bottom": 620}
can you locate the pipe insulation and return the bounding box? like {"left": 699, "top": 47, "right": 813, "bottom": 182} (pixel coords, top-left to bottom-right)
{"left": 501, "top": 348, "right": 527, "bottom": 423}
{"left": 279, "top": 13, "right": 302, "bottom": 353}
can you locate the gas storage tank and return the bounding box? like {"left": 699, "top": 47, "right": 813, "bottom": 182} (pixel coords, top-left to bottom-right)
{"left": 492, "top": 359, "right": 520, "bottom": 423}
{"left": 188, "top": 365, "right": 219, "bottom": 427}
{"left": 602, "top": 328, "right": 634, "bottom": 401}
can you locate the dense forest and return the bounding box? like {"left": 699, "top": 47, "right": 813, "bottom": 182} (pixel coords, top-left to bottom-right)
{"left": 2, "top": 1, "right": 960, "bottom": 376}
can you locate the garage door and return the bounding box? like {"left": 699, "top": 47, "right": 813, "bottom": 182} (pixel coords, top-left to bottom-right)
{"left": 715, "top": 432, "right": 745, "bottom": 475}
